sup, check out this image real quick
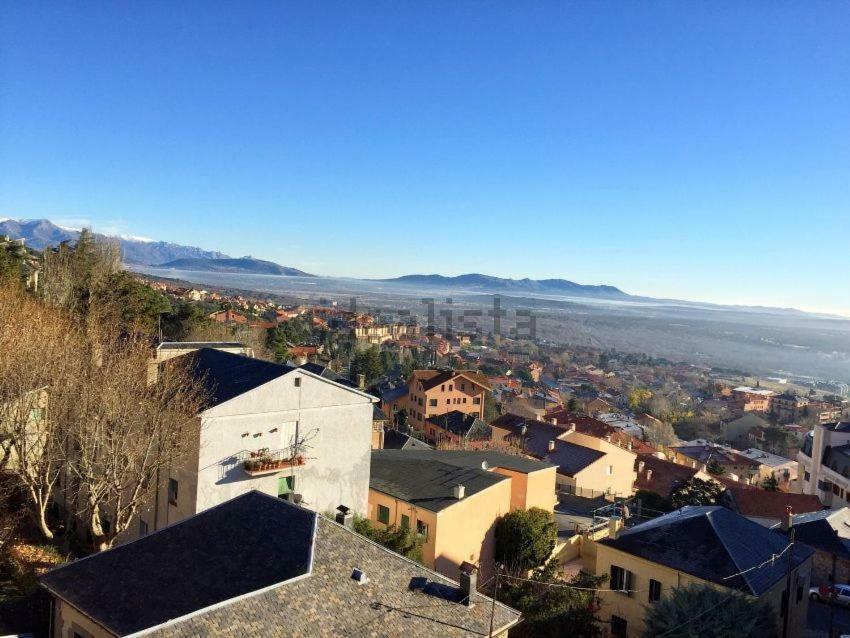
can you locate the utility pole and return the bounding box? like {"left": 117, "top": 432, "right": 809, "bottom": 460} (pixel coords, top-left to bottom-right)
{"left": 782, "top": 528, "right": 795, "bottom": 638}
{"left": 488, "top": 564, "right": 501, "bottom": 638}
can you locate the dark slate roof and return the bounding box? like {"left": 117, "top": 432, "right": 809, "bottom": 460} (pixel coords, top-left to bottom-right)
{"left": 373, "top": 405, "right": 388, "bottom": 421}
{"left": 491, "top": 416, "right": 605, "bottom": 476}
{"left": 426, "top": 410, "right": 491, "bottom": 440}
{"left": 380, "top": 384, "right": 409, "bottom": 403}
{"left": 147, "top": 516, "right": 519, "bottom": 637}
{"left": 298, "top": 363, "right": 359, "bottom": 389}
{"left": 600, "top": 506, "right": 815, "bottom": 596}
{"left": 546, "top": 441, "right": 606, "bottom": 476}
{"left": 787, "top": 508, "right": 850, "bottom": 559}
{"left": 41, "top": 492, "right": 315, "bottom": 636}
{"left": 375, "top": 448, "right": 554, "bottom": 474}
{"left": 182, "top": 348, "right": 294, "bottom": 407}
{"left": 382, "top": 429, "right": 433, "bottom": 450}
{"left": 370, "top": 450, "right": 509, "bottom": 512}
{"left": 822, "top": 421, "right": 850, "bottom": 432}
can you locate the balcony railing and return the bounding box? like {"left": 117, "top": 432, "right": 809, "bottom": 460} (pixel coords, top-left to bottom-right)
{"left": 242, "top": 449, "right": 306, "bottom": 476}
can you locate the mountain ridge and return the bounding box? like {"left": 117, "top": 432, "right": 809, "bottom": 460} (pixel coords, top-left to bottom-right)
{"left": 377, "top": 273, "right": 628, "bottom": 297}
{"left": 0, "top": 218, "right": 228, "bottom": 265}
{"left": 155, "top": 256, "right": 312, "bottom": 276}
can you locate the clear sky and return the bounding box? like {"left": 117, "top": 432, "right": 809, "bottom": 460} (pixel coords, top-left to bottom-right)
{"left": 1, "top": 3, "right": 849, "bottom": 315}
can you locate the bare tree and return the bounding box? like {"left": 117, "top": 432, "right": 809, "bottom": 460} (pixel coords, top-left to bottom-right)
{"left": 65, "top": 331, "right": 206, "bottom": 551}
{"left": 0, "top": 283, "right": 78, "bottom": 539}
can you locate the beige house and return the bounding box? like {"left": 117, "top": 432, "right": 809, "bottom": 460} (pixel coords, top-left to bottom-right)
{"left": 490, "top": 415, "right": 636, "bottom": 498}
{"left": 368, "top": 449, "right": 556, "bottom": 582}
{"left": 595, "top": 506, "right": 814, "bottom": 638}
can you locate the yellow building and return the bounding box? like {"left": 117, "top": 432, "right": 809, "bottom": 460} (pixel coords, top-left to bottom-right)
{"left": 594, "top": 506, "right": 814, "bottom": 638}
{"left": 368, "top": 449, "right": 557, "bottom": 582}
{"left": 490, "top": 416, "right": 636, "bottom": 498}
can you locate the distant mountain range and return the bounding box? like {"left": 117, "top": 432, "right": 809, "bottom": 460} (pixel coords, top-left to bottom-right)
{"left": 155, "top": 257, "right": 312, "bottom": 276}
{"left": 0, "top": 218, "right": 228, "bottom": 265}
{"left": 378, "top": 273, "right": 628, "bottom": 298}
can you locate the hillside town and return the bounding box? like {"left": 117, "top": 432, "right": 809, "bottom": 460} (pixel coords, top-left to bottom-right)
{"left": 1, "top": 235, "right": 849, "bottom": 638}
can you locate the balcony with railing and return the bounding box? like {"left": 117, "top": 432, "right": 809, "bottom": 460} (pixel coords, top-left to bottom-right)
{"left": 242, "top": 448, "right": 306, "bottom": 476}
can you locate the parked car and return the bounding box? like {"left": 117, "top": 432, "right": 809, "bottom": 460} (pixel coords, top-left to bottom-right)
{"left": 810, "top": 584, "right": 850, "bottom": 606}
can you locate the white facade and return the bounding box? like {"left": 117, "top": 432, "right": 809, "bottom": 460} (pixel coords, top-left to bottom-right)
{"left": 145, "top": 368, "right": 376, "bottom": 534}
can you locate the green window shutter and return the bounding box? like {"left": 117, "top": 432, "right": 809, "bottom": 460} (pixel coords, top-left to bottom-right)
{"left": 277, "top": 475, "right": 295, "bottom": 497}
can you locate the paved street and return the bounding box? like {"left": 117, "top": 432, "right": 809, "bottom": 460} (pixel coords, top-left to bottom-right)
{"left": 808, "top": 598, "right": 850, "bottom": 637}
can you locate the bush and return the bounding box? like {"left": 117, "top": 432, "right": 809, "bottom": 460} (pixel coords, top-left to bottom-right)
{"left": 495, "top": 507, "right": 557, "bottom": 573}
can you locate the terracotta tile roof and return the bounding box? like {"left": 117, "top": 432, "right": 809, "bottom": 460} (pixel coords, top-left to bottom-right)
{"left": 724, "top": 485, "right": 825, "bottom": 520}
{"left": 634, "top": 453, "right": 699, "bottom": 498}
{"left": 410, "top": 370, "right": 491, "bottom": 392}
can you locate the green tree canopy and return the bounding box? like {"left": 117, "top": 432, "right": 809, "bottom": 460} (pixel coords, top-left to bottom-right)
{"left": 495, "top": 507, "right": 557, "bottom": 573}
{"left": 499, "top": 560, "right": 606, "bottom": 638}
{"left": 353, "top": 516, "right": 423, "bottom": 563}
{"left": 642, "top": 583, "right": 778, "bottom": 638}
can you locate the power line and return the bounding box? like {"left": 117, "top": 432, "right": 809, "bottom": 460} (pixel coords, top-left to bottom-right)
{"left": 722, "top": 542, "right": 794, "bottom": 582}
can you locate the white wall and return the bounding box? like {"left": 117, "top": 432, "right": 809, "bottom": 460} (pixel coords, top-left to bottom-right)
{"left": 194, "top": 370, "right": 374, "bottom": 517}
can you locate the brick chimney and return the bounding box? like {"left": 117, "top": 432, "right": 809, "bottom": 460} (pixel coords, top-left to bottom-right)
{"left": 459, "top": 562, "right": 478, "bottom": 607}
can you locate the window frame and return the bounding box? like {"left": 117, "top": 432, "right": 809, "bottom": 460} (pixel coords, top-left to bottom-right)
{"left": 377, "top": 504, "right": 390, "bottom": 525}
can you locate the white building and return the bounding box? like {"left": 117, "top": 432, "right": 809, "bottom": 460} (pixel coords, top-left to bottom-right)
{"left": 140, "top": 348, "right": 377, "bottom": 536}
{"left": 797, "top": 421, "right": 850, "bottom": 509}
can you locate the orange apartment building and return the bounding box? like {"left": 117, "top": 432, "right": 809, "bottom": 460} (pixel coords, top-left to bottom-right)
{"left": 401, "top": 370, "right": 492, "bottom": 433}
{"left": 731, "top": 386, "right": 775, "bottom": 413}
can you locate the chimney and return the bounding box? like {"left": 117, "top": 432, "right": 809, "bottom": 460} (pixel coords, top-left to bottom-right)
{"left": 569, "top": 422, "right": 576, "bottom": 433}
{"left": 638, "top": 461, "right": 645, "bottom": 473}
{"left": 351, "top": 567, "right": 369, "bottom": 585}
{"left": 549, "top": 417, "right": 557, "bottom": 425}
{"left": 781, "top": 506, "right": 794, "bottom": 532}
{"left": 453, "top": 484, "right": 466, "bottom": 499}
{"left": 548, "top": 439, "right": 556, "bottom": 452}
{"left": 627, "top": 441, "right": 632, "bottom": 451}
{"left": 520, "top": 424, "right": 528, "bottom": 436}
{"left": 459, "top": 562, "right": 478, "bottom": 607}
{"left": 608, "top": 515, "right": 622, "bottom": 540}
{"left": 357, "top": 373, "right": 366, "bottom": 389}
{"left": 646, "top": 469, "right": 652, "bottom": 481}
{"left": 335, "top": 504, "right": 353, "bottom": 529}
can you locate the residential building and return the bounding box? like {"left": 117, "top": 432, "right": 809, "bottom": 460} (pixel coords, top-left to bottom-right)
{"left": 738, "top": 448, "right": 798, "bottom": 483}
{"left": 770, "top": 392, "right": 809, "bottom": 423}
{"left": 595, "top": 506, "right": 814, "bottom": 638}
{"left": 402, "top": 370, "right": 491, "bottom": 433}
{"left": 130, "top": 348, "right": 377, "bottom": 542}
{"left": 721, "top": 413, "right": 771, "bottom": 448}
{"left": 490, "top": 415, "right": 636, "bottom": 498}
{"left": 41, "top": 491, "right": 520, "bottom": 637}
{"left": 368, "top": 449, "right": 556, "bottom": 581}
{"left": 784, "top": 508, "right": 850, "bottom": 586}
{"left": 209, "top": 309, "right": 249, "bottom": 324}
{"left": 731, "top": 386, "right": 775, "bottom": 413}
{"left": 668, "top": 441, "right": 761, "bottom": 484}
{"left": 424, "top": 410, "right": 491, "bottom": 446}
{"left": 798, "top": 421, "right": 850, "bottom": 509}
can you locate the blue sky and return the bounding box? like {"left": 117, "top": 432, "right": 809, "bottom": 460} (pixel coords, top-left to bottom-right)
{"left": 1, "top": 3, "right": 849, "bottom": 315}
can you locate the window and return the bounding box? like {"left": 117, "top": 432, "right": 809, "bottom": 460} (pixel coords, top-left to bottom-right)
{"left": 139, "top": 519, "right": 149, "bottom": 537}
{"left": 441, "top": 385, "right": 445, "bottom": 391}
{"left": 606, "top": 465, "right": 614, "bottom": 476}
{"left": 448, "top": 385, "right": 453, "bottom": 391}
{"left": 804, "top": 471, "right": 811, "bottom": 482}
{"left": 611, "top": 615, "right": 628, "bottom": 638}
{"left": 401, "top": 514, "right": 410, "bottom": 529}
{"left": 473, "top": 397, "right": 481, "bottom": 405}
{"left": 461, "top": 383, "right": 466, "bottom": 391}
{"left": 834, "top": 483, "right": 841, "bottom": 496}
{"left": 446, "top": 399, "right": 451, "bottom": 405}
{"left": 168, "top": 478, "right": 179, "bottom": 506}
{"left": 462, "top": 398, "right": 467, "bottom": 404}
{"left": 649, "top": 579, "right": 662, "bottom": 603}
{"left": 294, "top": 377, "right": 301, "bottom": 387}
{"left": 797, "top": 584, "right": 804, "bottom": 602}
{"left": 416, "top": 519, "right": 429, "bottom": 541}
{"left": 278, "top": 475, "right": 295, "bottom": 497}
{"left": 429, "top": 399, "right": 437, "bottom": 407}
{"left": 377, "top": 505, "right": 390, "bottom": 525}
{"left": 610, "top": 565, "right": 632, "bottom": 595}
